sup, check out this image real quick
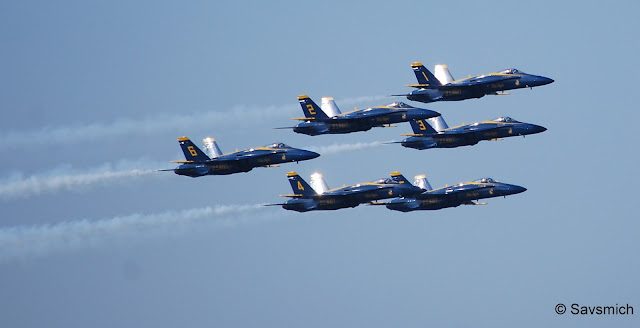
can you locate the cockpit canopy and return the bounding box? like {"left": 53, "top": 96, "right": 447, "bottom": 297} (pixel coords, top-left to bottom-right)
{"left": 387, "top": 102, "right": 412, "bottom": 108}
{"left": 494, "top": 116, "right": 519, "bottom": 123}
{"left": 266, "top": 142, "right": 290, "bottom": 149}
{"left": 474, "top": 177, "right": 497, "bottom": 183}
{"left": 374, "top": 178, "right": 397, "bottom": 184}
{"left": 499, "top": 68, "right": 523, "bottom": 74}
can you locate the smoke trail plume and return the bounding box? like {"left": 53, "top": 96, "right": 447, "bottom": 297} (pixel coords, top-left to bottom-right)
{"left": 0, "top": 204, "right": 284, "bottom": 262}
{"left": 0, "top": 160, "right": 167, "bottom": 200}
{"left": 306, "top": 141, "right": 388, "bottom": 156}
{"left": 0, "top": 96, "right": 386, "bottom": 151}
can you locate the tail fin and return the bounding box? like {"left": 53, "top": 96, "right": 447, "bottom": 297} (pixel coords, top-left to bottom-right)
{"left": 287, "top": 172, "right": 317, "bottom": 196}
{"left": 321, "top": 97, "right": 342, "bottom": 117}
{"left": 428, "top": 116, "right": 449, "bottom": 132}
{"left": 410, "top": 119, "right": 437, "bottom": 134}
{"left": 178, "top": 137, "right": 211, "bottom": 162}
{"left": 310, "top": 172, "right": 330, "bottom": 194}
{"left": 434, "top": 64, "right": 454, "bottom": 85}
{"left": 411, "top": 62, "right": 441, "bottom": 87}
{"left": 390, "top": 171, "right": 411, "bottom": 184}
{"left": 298, "top": 95, "right": 330, "bottom": 120}
{"left": 414, "top": 174, "right": 433, "bottom": 191}
{"left": 202, "top": 137, "right": 223, "bottom": 158}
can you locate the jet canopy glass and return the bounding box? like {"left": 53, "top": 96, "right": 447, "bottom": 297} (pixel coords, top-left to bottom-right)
{"left": 373, "top": 178, "right": 397, "bottom": 184}
{"left": 475, "top": 177, "right": 496, "bottom": 183}
{"left": 494, "top": 116, "right": 519, "bottom": 123}
{"left": 499, "top": 68, "right": 522, "bottom": 74}
{"left": 387, "top": 102, "right": 412, "bottom": 108}
{"left": 266, "top": 142, "right": 290, "bottom": 149}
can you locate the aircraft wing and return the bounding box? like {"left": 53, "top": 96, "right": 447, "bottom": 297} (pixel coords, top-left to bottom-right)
{"left": 334, "top": 108, "right": 407, "bottom": 120}
{"left": 417, "top": 184, "right": 492, "bottom": 198}
{"left": 213, "top": 149, "right": 285, "bottom": 161}
{"left": 407, "top": 75, "right": 519, "bottom": 89}
{"left": 323, "top": 184, "right": 393, "bottom": 197}
{"left": 448, "top": 74, "right": 519, "bottom": 87}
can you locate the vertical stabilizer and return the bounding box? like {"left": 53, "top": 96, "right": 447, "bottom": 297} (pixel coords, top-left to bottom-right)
{"left": 410, "top": 119, "right": 438, "bottom": 134}
{"left": 321, "top": 97, "right": 342, "bottom": 117}
{"left": 414, "top": 174, "right": 433, "bottom": 191}
{"left": 390, "top": 172, "right": 411, "bottom": 184}
{"left": 202, "top": 137, "right": 223, "bottom": 158}
{"left": 298, "top": 95, "right": 330, "bottom": 120}
{"left": 411, "top": 62, "right": 442, "bottom": 87}
{"left": 286, "top": 172, "right": 317, "bottom": 196}
{"left": 434, "top": 64, "right": 454, "bottom": 85}
{"left": 177, "top": 137, "right": 211, "bottom": 162}
{"left": 428, "top": 116, "right": 449, "bottom": 132}
{"left": 310, "top": 172, "right": 330, "bottom": 194}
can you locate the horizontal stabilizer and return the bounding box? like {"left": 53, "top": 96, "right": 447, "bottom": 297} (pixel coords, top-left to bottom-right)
{"left": 382, "top": 141, "right": 404, "bottom": 144}
{"left": 405, "top": 84, "right": 432, "bottom": 88}
{"left": 261, "top": 165, "right": 280, "bottom": 168}
{"left": 263, "top": 203, "right": 289, "bottom": 206}
{"left": 489, "top": 92, "right": 510, "bottom": 95}
{"left": 154, "top": 169, "right": 176, "bottom": 172}
{"left": 273, "top": 126, "right": 297, "bottom": 129}
{"left": 291, "top": 117, "right": 316, "bottom": 121}
{"left": 368, "top": 201, "right": 388, "bottom": 205}
{"left": 389, "top": 93, "right": 412, "bottom": 97}
{"left": 170, "top": 160, "right": 195, "bottom": 164}
{"left": 463, "top": 201, "right": 488, "bottom": 205}
{"left": 400, "top": 133, "right": 425, "bottom": 137}
{"left": 279, "top": 194, "right": 306, "bottom": 198}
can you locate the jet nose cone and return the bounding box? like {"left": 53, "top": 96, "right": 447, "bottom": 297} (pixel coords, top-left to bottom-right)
{"left": 509, "top": 185, "right": 527, "bottom": 194}
{"left": 539, "top": 76, "right": 554, "bottom": 85}
{"left": 530, "top": 124, "right": 547, "bottom": 134}
{"left": 305, "top": 150, "right": 321, "bottom": 159}
{"left": 532, "top": 76, "right": 554, "bottom": 86}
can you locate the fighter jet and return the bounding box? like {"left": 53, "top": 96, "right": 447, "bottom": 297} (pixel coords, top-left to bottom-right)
{"left": 160, "top": 137, "right": 319, "bottom": 177}
{"left": 377, "top": 174, "right": 526, "bottom": 212}
{"left": 283, "top": 95, "right": 441, "bottom": 136}
{"left": 398, "top": 115, "right": 546, "bottom": 150}
{"left": 268, "top": 171, "right": 424, "bottom": 212}
{"left": 396, "top": 63, "right": 554, "bottom": 103}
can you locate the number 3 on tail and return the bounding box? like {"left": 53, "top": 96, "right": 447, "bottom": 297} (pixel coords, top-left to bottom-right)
{"left": 417, "top": 120, "right": 427, "bottom": 130}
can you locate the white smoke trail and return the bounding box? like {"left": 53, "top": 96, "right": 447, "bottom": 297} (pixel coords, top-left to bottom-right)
{"left": 0, "top": 139, "right": 390, "bottom": 200}
{"left": 0, "top": 96, "right": 387, "bottom": 151}
{"left": 0, "top": 204, "right": 286, "bottom": 262}
{"left": 306, "top": 141, "right": 389, "bottom": 155}
{"left": 0, "top": 160, "right": 169, "bottom": 200}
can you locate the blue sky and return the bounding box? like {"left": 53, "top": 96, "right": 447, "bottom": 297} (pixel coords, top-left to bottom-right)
{"left": 1, "top": 1, "right": 639, "bottom": 327}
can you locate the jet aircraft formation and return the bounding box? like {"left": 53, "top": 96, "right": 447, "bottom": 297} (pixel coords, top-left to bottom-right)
{"left": 161, "top": 61, "right": 553, "bottom": 213}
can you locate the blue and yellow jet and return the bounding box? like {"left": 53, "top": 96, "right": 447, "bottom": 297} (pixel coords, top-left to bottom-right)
{"left": 268, "top": 171, "right": 424, "bottom": 212}
{"left": 398, "top": 116, "right": 546, "bottom": 150}
{"left": 397, "top": 62, "right": 554, "bottom": 103}
{"left": 162, "top": 137, "right": 319, "bottom": 177}
{"left": 286, "top": 95, "right": 441, "bottom": 136}
{"left": 378, "top": 175, "right": 526, "bottom": 212}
